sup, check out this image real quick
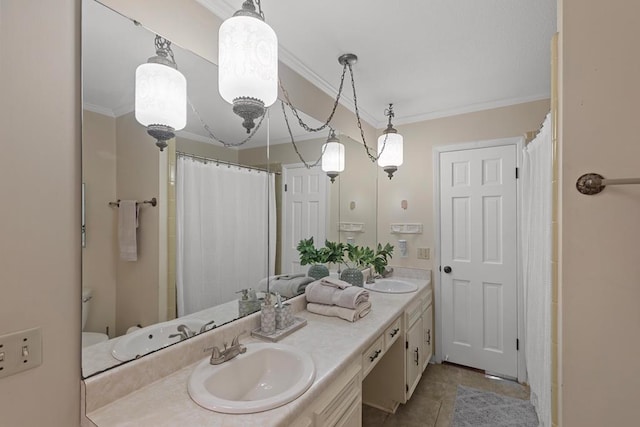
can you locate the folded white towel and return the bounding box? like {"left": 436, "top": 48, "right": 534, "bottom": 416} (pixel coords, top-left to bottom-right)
{"left": 118, "top": 200, "right": 139, "bottom": 261}
{"left": 319, "top": 277, "right": 350, "bottom": 289}
{"left": 305, "top": 280, "right": 369, "bottom": 309}
{"left": 306, "top": 301, "right": 372, "bottom": 322}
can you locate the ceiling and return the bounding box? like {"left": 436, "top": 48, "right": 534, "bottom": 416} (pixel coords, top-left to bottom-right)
{"left": 83, "top": 0, "right": 557, "bottom": 147}
{"left": 198, "top": 0, "right": 557, "bottom": 127}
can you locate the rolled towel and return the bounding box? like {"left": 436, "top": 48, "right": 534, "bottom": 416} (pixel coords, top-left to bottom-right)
{"left": 305, "top": 280, "right": 369, "bottom": 309}
{"left": 306, "top": 301, "right": 372, "bottom": 322}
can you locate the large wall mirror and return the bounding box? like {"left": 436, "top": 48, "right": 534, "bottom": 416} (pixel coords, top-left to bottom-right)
{"left": 81, "top": 0, "right": 377, "bottom": 378}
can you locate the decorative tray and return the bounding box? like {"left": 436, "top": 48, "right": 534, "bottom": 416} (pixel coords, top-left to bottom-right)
{"left": 250, "top": 316, "right": 307, "bottom": 342}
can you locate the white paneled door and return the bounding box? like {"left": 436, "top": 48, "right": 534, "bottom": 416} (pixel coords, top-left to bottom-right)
{"left": 281, "top": 164, "right": 327, "bottom": 274}
{"left": 440, "top": 145, "right": 518, "bottom": 378}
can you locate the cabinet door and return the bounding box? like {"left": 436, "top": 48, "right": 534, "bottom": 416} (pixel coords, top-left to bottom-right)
{"left": 335, "top": 396, "right": 362, "bottom": 427}
{"left": 405, "top": 318, "right": 422, "bottom": 399}
{"left": 422, "top": 304, "right": 433, "bottom": 372}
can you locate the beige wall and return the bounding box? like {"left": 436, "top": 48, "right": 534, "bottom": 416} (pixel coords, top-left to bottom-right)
{"left": 559, "top": 1, "right": 640, "bottom": 425}
{"left": 377, "top": 99, "right": 550, "bottom": 269}
{"left": 0, "top": 1, "right": 81, "bottom": 426}
{"left": 115, "top": 112, "right": 160, "bottom": 336}
{"left": 82, "top": 110, "right": 117, "bottom": 336}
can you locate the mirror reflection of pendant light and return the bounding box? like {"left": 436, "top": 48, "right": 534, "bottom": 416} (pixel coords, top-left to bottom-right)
{"left": 377, "top": 103, "right": 403, "bottom": 179}
{"left": 219, "top": 0, "right": 278, "bottom": 133}
{"left": 135, "top": 35, "right": 187, "bottom": 151}
{"left": 321, "top": 130, "right": 345, "bottom": 183}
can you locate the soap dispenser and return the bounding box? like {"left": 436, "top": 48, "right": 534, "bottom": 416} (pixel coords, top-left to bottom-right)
{"left": 260, "top": 293, "right": 276, "bottom": 334}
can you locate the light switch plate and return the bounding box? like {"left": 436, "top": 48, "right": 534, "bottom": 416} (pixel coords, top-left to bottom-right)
{"left": 0, "top": 327, "right": 42, "bottom": 379}
{"left": 417, "top": 247, "right": 430, "bottom": 260}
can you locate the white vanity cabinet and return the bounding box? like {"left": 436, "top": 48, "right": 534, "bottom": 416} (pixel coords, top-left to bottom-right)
{"left": 291, "top": 359, "right": 362, "bottom": 427}
{"left": 362, "top": 286, "right": 433, "bottom": 412}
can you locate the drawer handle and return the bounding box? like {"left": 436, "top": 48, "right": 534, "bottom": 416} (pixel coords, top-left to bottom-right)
{"left": 426, "top": 329, "right": 431, "bottom": 345}
{"left": 390, "top": 328, "right": 400, "bottom": 338}
{"left": 414, "top": 347, "right": 419, "bottom": 366}
{"left": 369, "top": 349, "right": 382, "bottom": 362}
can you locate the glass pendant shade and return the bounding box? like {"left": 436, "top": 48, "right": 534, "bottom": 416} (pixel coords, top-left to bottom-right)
{"left": 377, "top": 132, "right": 403, "bottom": 168}
{"left": 322, "top": 141, "right": 345, "bottom": 174}
{"left": 135, "top": 62, "right": 187, "bottom": 131}
{"left": 218, "top": 15, "right": 278, "bottom": 108}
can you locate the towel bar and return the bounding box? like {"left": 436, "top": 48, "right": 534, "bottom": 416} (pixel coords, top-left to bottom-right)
{"left": 108, "top": 197, "right": 157, "bottom": 207}
{"left": 576, "top": 173, "right": 640, "bottom": 195}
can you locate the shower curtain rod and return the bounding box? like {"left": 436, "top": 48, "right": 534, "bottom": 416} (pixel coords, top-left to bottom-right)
{"left": 176, "top": 151, "right": 281, "bottom": 175}
{"left": 576, "top": 173, "right": 640, "bottom": 195}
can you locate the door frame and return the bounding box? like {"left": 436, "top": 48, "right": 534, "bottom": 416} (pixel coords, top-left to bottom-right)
{"left": 432, "top": 136, "right": 526, "bottom": 383}
{"left": 280, "top": 163, "right": 330, "bottom": 274}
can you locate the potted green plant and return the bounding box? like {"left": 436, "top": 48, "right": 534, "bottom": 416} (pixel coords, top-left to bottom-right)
{"left": 297, "top": 238, "right": 345, "bottom": 280}
{"left": 340, "top": 244, "right": 374, "bottom": 286}
{"left": 340, "top": 243, "right": 395, "bottom": 286}
{"left": 370, "top": 243, "right": 394, "bottom": 276}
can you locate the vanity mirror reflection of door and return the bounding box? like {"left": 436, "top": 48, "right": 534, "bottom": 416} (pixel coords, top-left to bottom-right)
{"left": 242, "top": 133, "right": 378, "bottom": 279}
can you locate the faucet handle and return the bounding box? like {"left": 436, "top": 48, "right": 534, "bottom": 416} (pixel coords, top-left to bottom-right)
{"left": 231, "top": 330, "right": 247, "bottom": 346}
{"left": 199, "top": 320, "right": 216, "bottom": 334}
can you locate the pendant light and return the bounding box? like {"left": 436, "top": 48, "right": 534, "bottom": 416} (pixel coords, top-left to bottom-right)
{"left": 377, "top": 104, "right": 403, "bottom": 179}
{"left": 135, "top": 35, "right": 187, "bottom": 151}
{"left": 219, "top": 0, "right": 278, "bottom": 133}
{"left": 321, "top": 130, "right": 345, "bottom": 183}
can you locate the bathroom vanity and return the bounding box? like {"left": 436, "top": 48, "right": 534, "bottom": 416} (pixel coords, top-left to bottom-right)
{"left": 83, "top": 273, "right": 432, "bottom": 427}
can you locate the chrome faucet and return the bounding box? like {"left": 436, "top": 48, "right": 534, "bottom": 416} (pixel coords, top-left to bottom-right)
{"left": 367, "top": 267, "right": 394, "bottom": 284}
{"left": 199, "top": 320, "right": 216, "bottom": 334}
{"left": 206, "top": 331, "right": 247, "bottom": 365}
{"left": 169, "top": 324, "right": 196, "bottom": 341}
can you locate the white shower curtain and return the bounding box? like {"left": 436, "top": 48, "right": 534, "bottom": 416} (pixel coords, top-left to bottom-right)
{"left": 176, "top": 156, "right": 276, "bottom": 317}
{"left": 521, "top": 113, "right": 552, "bottom": 427}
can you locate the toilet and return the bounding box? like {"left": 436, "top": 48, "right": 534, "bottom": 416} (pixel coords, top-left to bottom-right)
{"left": 82, "top": 288, "right": 109, "bottom": 348}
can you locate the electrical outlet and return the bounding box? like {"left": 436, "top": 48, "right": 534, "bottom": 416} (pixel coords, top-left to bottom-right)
{"left": 0, "top": 327, "right": 42, "bottom": 379}
{"left": 417, "top": 247, "right": 430, "bottom": 260}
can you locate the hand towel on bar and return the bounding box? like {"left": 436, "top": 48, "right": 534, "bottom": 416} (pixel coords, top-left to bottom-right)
{"left": 305, "top": 280, "right": 369, "bottom": 309}
{"left": 118, "top": 200, "right": 139, "bottom": 261}
{"left": 257, "top": 274, "right": 314, "bottom": 298}
{"left": 306, "top": 301, "right": 372, "bottom": 322}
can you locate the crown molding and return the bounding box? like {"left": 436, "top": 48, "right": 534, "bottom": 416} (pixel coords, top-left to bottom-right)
{"left": 83, "top": 103, "right": 116, "bottom": 117}
{"left": 113, "top": 103, "right": 134, "bottom": 118}
{"left": 390, "top": 93, "right": 551, "bottom": 129}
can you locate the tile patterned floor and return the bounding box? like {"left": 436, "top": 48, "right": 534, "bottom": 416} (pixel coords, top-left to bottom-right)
{"left": 362, "top": 363, "right": 530, "bottom": 427}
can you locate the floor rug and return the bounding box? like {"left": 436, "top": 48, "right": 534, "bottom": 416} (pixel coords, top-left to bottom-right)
{"left": 452, "top": 385, "right": 539, "bottom": 427}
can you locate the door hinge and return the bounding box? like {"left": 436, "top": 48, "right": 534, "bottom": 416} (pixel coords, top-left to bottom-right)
{"left": 406, "top": 340, "right": 409, "bottom": 349}
{"left": 406, "top": 384, "right": 409, "bottom": 393}
{"left": 516, "top": 338, "right": 520, "bottom": 351}
{"left": 516, "top": 167, "right": 519, "bottom": 179}
{"left": 284, "top": 184, "right": 288, "bottom": 192}
{"left": 439, "top": 265, "right": 441, "bottom": 272}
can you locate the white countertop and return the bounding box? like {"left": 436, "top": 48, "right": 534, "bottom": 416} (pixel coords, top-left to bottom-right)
{"left": 87, "top": 277, "right": 431, "bottom": 427}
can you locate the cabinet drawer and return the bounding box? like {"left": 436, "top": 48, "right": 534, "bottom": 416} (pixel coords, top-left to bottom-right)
{"left": 405, "top": 298, "right": 423, "bottom": 328}
{"left": 384, "top": 316, "right": 402, "bottom": 350}
{"left": 362, "top": 335, "right": 384, "bottom": 377}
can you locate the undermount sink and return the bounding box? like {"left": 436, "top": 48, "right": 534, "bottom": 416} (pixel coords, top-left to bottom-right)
{"left": 111, "top": 318, "right": 210, "bottom": 362}
{"left": 188, "top": 342, "right": 316, "bottom": 414}
{"left": 364, "top": 278, "right": 418, "bottom": 294}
